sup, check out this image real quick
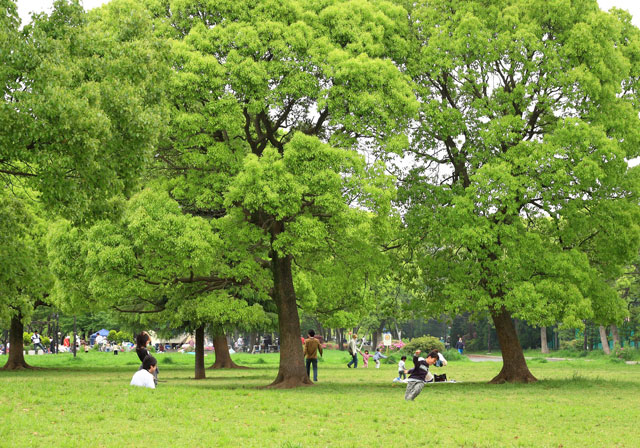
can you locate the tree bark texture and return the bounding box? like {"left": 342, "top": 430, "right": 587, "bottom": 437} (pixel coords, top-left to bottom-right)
{"left": 267, "top": 250, "right": 312, "bottom": 388}
{"left": 610, "top": 324, "right": 620, "bottom": 349}
{"left": 540, "top": 327, "right": 549, "bottom": 354}
{"left": 599, "top": 325, "right": 611, "bottom": 354}
{"left": 194, "top": 325, "right": 206, "bottom": 379}
{"left": 209, "top": 331, "right": 245, "bottom": 369}
{"left": 489, "top": 306, "right": 537, "bottom": 383}
{"left": 2, "top": 314, "right": 31, "bottom": 370}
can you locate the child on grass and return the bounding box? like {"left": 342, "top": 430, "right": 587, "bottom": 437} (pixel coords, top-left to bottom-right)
{"left": 359, "top": 349, "right": 371, "bottom": 368}
{"left": 396, "top": 355, "right": 407, "bottom": 381}
{"left": 373, "top": 347, "right": 388, "bottom": 369}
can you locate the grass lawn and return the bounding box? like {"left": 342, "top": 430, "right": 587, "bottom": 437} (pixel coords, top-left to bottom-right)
{"left": 1, "top": 349, "right": 638, "bottom": 447}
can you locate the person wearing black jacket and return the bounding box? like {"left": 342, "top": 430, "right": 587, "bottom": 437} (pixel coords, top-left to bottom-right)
{"left": 404, "top": 350, "right": 439, "bottom": 401}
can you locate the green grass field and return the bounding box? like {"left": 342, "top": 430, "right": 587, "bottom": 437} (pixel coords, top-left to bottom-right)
{"left": 1, "top": 350, "right": 638, "bottom": 447}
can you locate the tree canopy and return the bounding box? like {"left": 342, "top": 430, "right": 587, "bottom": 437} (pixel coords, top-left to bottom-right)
{"left": 398, "top": 0, "right": 640, "bottom": 382}
{"left": 1, "top": 0, "right": 164, "bottom": 219}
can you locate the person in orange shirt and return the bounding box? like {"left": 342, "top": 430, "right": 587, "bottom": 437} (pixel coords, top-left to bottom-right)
{"left": 303, "top": 329, "right": 323, "bottom": 382}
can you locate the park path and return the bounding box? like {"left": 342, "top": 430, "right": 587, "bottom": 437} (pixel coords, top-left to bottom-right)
{"left": 466, "top": 354, "right": 639, "bottom": 365}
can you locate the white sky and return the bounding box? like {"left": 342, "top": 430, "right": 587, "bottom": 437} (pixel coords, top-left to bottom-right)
{"left": 15, "top": 0, "right": 640, "bottom": 27}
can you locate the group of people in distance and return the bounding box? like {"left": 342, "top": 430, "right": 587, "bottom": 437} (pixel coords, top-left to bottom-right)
{"left": 303, "top": 330, "right": 451, "bottom": 401}
{"left": 130, "top": 331, "right": 158, "bottom": 389}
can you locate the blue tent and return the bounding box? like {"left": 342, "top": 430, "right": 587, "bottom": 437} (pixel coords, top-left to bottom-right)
{"left": 89, "top": 329, "right": 110, "bottom": 345}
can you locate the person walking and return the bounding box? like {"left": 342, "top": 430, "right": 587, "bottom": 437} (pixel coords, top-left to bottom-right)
{"left": 303, "top": 329, "right": 323, "bottom": 382}
{"left": 404, "top": 350, "right": 439, "bottom": 401}
{"left": 359, "top": 349, "right": 371, "bottom": 368}
{"left": 455, "top": 337, "right": 465, "bottom": 355}
{"left": 346, "top": 334, "right": 361, "bottom": 368}
{"left": 31, "top": 331, "right": 46, "bottom": 353}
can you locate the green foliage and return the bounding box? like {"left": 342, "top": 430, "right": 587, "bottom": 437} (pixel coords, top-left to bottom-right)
{"left": 0, "top": 190, "right": 52, "bottom": 323}
{"left": 116, "top": 331, "right": 130, "bottom": 344}
{"left": 398, "top": 0, "right": 640, "bottom": 375}
{"left": 614, "top": 346, "right": 638, "bottom": 361}
{"left": 559, "top": 339, "right": 581, "bottom": 352}
{"left": 108, "top": 330, "right": 118, "bottom": 343}
{"left": 1, "top": 0, "right": 165, "bottom": 218}
{"left": 442, "top": 349, "right": 465, "bottom": 361}
{"left": 23, "top": 332, "right": 31, "bottom": 346}
{"left": 402, "top": 335, "right": 445, "bottom": 354}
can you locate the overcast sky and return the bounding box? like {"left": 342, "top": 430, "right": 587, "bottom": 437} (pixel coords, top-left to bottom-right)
{"left": 14, "top": 0, "right": 640, "bottom": 27}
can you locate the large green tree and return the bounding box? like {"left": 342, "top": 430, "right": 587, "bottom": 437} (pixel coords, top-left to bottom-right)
{"left": 144, "top": 0, "right": 417, "bottom": 387}
{"left": 399, "top": 0, "right": 640, "bottom": 382}
{"left": 48, "top": 188, "right": 269, "bottom": 378}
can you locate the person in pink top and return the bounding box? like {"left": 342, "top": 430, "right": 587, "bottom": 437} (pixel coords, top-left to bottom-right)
{"left": 359, "top": 349, "right": 371, "bottom": 368}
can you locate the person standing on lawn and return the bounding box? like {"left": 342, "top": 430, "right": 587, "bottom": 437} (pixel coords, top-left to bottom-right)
{"left": 303, "top": 329, "right": 323, "bottom": 382}
{"left": 347, "top": 334, "right": 362, "bottom": 368}
{"left": 455, "top": 337, "right": 465, "bottom": 354}
{"left": 404, "top": 350, "right": 439, "bottom": 401}
{"left": 31, "top": 331, "right": 46, "bottom": 353}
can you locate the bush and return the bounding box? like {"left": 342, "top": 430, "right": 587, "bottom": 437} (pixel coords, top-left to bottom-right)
{"left": 108, "top": 330, "right": 118, "bottom": 343}
{"left": 42, "top": 336, "right": 51, "bottom": 346}
{"left": 23, "top": 332, "right": 32, "bottom": 346}
{"left": 161, "top": 356, "right": 175, "bottom": 365}
{"left": 442, "top": 349, "right": 465, "bottom": 361}
{"left": 402, "top": 335, "right": 445, "bottom": 354}
{"left": 116, "top": 331, "right": 129, "bottom": 344}
{"left": 559, "top": 339, "right": 580, "bottom": 351}
{"left": 382, "top": 354, "right": 400, "bottom": 364}
{"left": 614, "top": 347, "right": 637, "bottom": 361}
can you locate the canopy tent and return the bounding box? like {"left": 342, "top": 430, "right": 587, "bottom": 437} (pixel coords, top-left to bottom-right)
{"left": 91, "top": 329, "right": 110, "bottom": 337}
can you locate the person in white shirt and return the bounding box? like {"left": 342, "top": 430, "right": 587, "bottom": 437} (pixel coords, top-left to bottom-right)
{"left": 130, "top": 355, "right": 157, "bottom": 389}
{"left": 395, "top": 356, "right": 408, "bottom": 381}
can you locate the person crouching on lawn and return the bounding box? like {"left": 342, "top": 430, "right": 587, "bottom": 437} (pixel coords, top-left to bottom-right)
{"left": 130, "top": 355, "right": 157, "bottom": 389}
{"left": 404, "top": 350, "right": 439, "bottom": 401}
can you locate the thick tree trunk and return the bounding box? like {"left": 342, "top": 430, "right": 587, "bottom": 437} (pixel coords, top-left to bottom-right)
{"left": 540, "top": 327, "right": 549, "bottom": 354}
{"left": 267, "top": 250, "right": 312, "bottom": 389}
{"left": 194, "top": 325, "right": 206, "bottom": 379}
{"left": 2, "top": 314, "right": 32, "bottom": 370}
{"left": 599, "top": 325, "right": 611, "bottom": 355}
{"left": 610, "top": 324, "right": 621, "bottom": 349}
{"left": 489, "top": 306, "right": 536, "bottom": 384}
{"left": 249, "top": 332, "right": 258, "bottom": 353}
{"left": 209, "top": 331, "right": 246, "bottom": 369}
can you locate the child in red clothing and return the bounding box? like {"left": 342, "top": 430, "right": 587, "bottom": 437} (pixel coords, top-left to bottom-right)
{"left": 359, "top": 349, "right": 371, "bottom": 368}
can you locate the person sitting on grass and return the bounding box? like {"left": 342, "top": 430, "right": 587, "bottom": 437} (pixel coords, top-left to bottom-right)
{"left": 130, "top": 355, "right": 157, "bottom": 389}
{"left": 404, "top": 350, "right": 439, "bottom": 401}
